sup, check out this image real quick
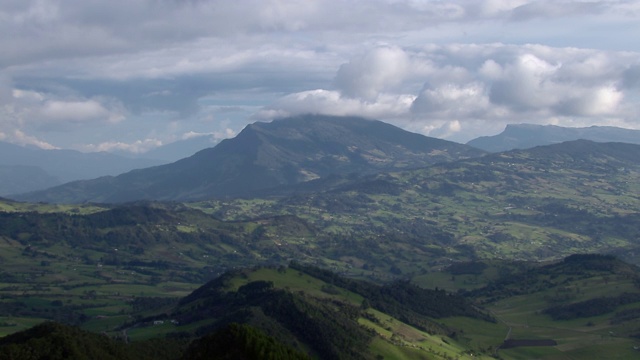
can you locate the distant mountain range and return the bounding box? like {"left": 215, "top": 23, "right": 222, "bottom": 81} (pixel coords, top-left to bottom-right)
{"left": 12, "top": 119, "right": 640, "bottom": 203}
{"left": 0, "top": 141, "right": 166, "bottom": 196}
{"left": 0, "top": 165, "right": 61, "bottom": 196}
{"left": 13, "top": 115, "right": 485, "bottom": 203}
{"left": 0, "top": 133, "right": 223, "bottom": 195}
{"left": 467, "top": 123, "right": 640, "bottom": 152}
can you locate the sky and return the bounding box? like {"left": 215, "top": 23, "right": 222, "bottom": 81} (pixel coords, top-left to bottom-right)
{"left": 1, "top": 0, "right": 640, "bottom": 154}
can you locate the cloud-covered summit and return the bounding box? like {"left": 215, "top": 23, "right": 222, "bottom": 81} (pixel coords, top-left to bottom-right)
{"left": 1, "top": 0, "right": 639, "bottom": 151}
{"left": 265, "top": 43, "right": 638, "bottom": 141}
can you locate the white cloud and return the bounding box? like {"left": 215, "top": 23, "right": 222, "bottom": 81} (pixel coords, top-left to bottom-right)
{"left": 257, "top": 89, "right": 415, "bottom": 121}
{"left": 82, "top": 138, "right": 163, "bottom": 154}
{"left": 2, "top": 1, "right": 634, "bottom": 69}
{"left": 6, "top": 129, "right": 58, "bottom": 149}
{"left": 39, "top": 99, "right": 124, "bottom": 124}
{"left": 3, "top": 89, "right": 127, "bottom": 130}
{"left": 488, "top": 52, "right": 561, "bottom": 110}
{"left": 263, "top": 43, "right": 640, "bottom": 141}
{"left": 508, "top": 1, "right": 586, "bottom": 20}
{"left": 1, "top": 1, "right": 640, "bottom": 149}
{"left": 554, "top": 85, "right": 623, "bottom": 116}
{"left": 181, "top": 131, "right": 211, "bottom": 140}
{"left": 427, "top": 119, "right": 464, "bottom": 139}
{"left": 411, "top": 82, "right": 489, "bottom": 117}
{"left": 181, "top": 128, "right": 236, "bottom": 141}
{"left": 335, "top": 46, "right": 411, "bottom": 100}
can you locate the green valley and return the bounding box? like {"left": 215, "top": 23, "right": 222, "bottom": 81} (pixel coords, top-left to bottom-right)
{"left": 1, "top": 132, "right": 640, "bottom": 358}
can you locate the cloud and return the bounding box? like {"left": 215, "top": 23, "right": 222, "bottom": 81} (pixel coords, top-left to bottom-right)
{"left": 257, "top": 89, "right": 415, "bottom": 121}
{"left": 0, "top": 78, "right": 129, "bottom": 149}
{"left": 554, "top": 85, "right": 624, "bottom": 116}
{"left": 622, "top": 64, "right": 640, "bottom": 89}
{"left": 82, "top": 138, "right": 163, "bottom": 154}
{"left": 335, "top": 46, "right": 411, "bottom": 100}
{"left": 488, "top": 53, "right": 561, "bottom": 110}
{"left": 4, "top": 88, "right": 127, "bottom": 130}
{"left": 264, "top": 43, "right": 640, "bottom": 141}
{"left": 3, "top": 129, "right": 58, "bottom": 149}
{"left": 411, "top": 82, "right": 489, "bottom": 117}
{"left": 508, "top": 1, "right": 605, "bottom": 20}
{"left": 38, "top": 99, "right": 124, "bottom": 124}
{"left": 181, "top": 128, "right": 236, "bottom": 141}
{"left": 2, "top": 1, "right": 632, "bottom": 69}
{"left": 483, "top": 49, "right": 627, "bottom": 117}
{"left": 1, "top": 1, "right": 640, "bottom": 150}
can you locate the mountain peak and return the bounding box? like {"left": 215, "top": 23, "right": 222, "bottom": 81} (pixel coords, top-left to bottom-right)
{"left": 14, "top": 115, "right": 484, "bottom": 203}
{"left": 467, "top": 123, "right": 640, "bottom": 152}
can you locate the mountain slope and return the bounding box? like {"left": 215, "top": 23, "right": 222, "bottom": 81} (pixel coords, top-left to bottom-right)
{"left": 0, "top": 322, "right": 130, "bottom": 360}
{"left": 2, "top": 257, "right": 638, "bottom": 360}
{"left": 0, "top": 164, "right": 61, "bottom": 195}
{"left": 15, "top": 115, "right": 485, "bottom": 203}
{"left": 168, "top": 266, "right": 492, "bottom": 359}
{"left": 467, "top": 123, "right": 640, "bottom": 152}
{"left": 202, "top": 139, "right": 640, "bottom": 267}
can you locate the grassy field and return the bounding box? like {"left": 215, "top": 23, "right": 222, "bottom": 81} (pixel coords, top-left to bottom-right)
{"left": 483, "top": 273, "right": 640, "bottom": 359}
{"left": 1, "top": 251, "right": 639, "bottom": 359}
{"left": 0, "top": 317, "right": 48, "bottom": 337}
{"left": 215, "top": 267, "right": 501, "bottom": 360}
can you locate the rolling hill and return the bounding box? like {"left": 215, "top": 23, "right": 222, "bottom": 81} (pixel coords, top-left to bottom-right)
{"left": 0, "top": 164, "right": 61, "bottom": 196}
{"left": 1, "top": 130, "right": 640, "bottom": 358}
{"left": 199, "top": 139, "right": 640, "bottom": 268}
{"left": 467, "top": 123, "right": 640, "bottom": 152}
{"left": 2, "top": 257, "right": 638, "bottom": 359}
{"left": 3, "top": 140, "right": 639, "bottom": 293}
{"left": 13, "top": 115, "right": 485, "bottom": 203}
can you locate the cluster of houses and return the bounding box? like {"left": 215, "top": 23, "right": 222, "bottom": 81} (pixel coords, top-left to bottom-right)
{"left": 153, "top": 319, "right": 179, "bottom": 326}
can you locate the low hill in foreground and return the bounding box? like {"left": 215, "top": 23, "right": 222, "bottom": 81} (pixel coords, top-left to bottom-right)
{"left": 0, "top": 321, "right": 304, "bottom": 360}
{"left": 0, "top": 264, "right": 496, "bottom": 360}
{"left": 456, "top": 254, "right": 640, "bottom": 359}
{"left": 1, "top": 256, "right": 639, "bottom": 359}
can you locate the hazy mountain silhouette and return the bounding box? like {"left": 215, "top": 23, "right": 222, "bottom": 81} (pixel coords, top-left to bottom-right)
{"left": 0, "top": 141, "right": 165, "bottom": 195}
{"left": 467, "top": 124, "right": 640, "bottom": 152}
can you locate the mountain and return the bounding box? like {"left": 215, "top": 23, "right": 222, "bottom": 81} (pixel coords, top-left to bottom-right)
{"left": 0, "top": 141, "right": 166, "bottom": 194}
{"left": 0, "top": 164, "right": 61, "bottom": 196}
{"left": 162, "top": 265, "right": 491, "bottom": 359}
{"left": 5, "top": 140, "right": 640, "bottom": 279}
{"left": 14, "top": 115, "right": 485, "bottom": 203}
{"left": 467, "top": 123, "right": 640, "bottom": 152}
{"left": 203, "top": 139, "right": 640, "bottom": 267}
{"left": 2, "top": 138, "right": 640, "bottom": 358}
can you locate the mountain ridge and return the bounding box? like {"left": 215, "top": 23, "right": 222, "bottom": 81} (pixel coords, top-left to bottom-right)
{"left": 467, "top": 123, "right": 640, "bottom": 152}
{"left": 13, "top": 115, "right": 485, "bottom": 203}
{"left": 0, "top": 141, "right": 166, "bottom": 195}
